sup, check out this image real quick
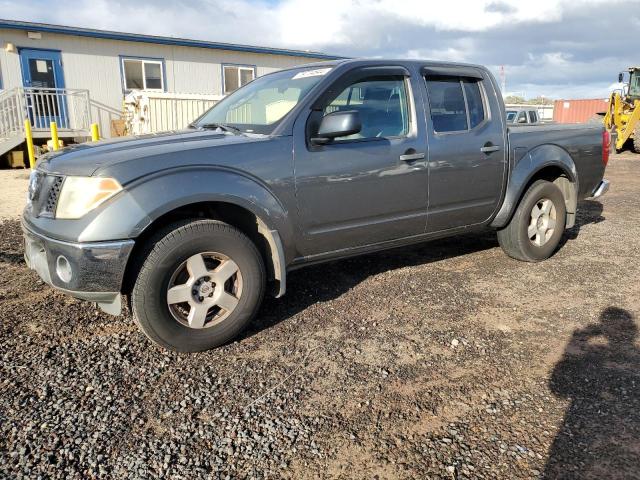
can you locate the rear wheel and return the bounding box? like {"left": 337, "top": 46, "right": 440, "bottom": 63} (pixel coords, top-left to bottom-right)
{"left": 497, "top": 180, "right": 567, "bottom": 262}
{"left": 131, "top": 219, "right": 265, "bottom": 352}
{"left": 633, "top": 124, "right": 640, "bottom": 154}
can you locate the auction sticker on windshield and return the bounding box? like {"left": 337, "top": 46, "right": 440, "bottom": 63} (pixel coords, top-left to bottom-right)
{"left": 292, "top": 68, "right": 332, "bottom": 80}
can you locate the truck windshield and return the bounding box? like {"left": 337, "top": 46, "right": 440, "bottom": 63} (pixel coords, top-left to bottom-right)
{"left": 629, "top": 70, "right": 640, "bottom": 98}
{"left": 506, "top": 111, "right": 517, "bottom": 122}
{"left": 194, "top": 66, "right": 333, "bottom": 134}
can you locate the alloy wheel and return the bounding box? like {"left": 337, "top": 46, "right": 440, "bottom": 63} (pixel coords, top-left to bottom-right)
{"left": 166, "top": 252, "right": 243, "bottom": 329}
{"left": 528, "top": 198, "right": 557, "bottom": 247}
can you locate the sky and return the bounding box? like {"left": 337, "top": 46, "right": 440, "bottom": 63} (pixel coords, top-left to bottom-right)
{"left": 3, "top": 0, "right": 639, "bottom": 99}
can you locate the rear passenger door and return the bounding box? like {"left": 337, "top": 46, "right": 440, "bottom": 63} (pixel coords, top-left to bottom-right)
{"left": 422, "top": 68, "right": 507, "bottom": 232}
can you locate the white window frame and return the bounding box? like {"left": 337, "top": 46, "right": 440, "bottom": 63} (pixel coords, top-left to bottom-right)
{"left": 122, "top": 57, "right": 165, "bottom": 91}
{"left": 222, "top": 64, "right": 256, "bottom": 95}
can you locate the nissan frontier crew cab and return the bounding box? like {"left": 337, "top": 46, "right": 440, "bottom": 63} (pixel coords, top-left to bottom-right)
{"left": 23, "top": 59, "right": 610, "bottom": 352}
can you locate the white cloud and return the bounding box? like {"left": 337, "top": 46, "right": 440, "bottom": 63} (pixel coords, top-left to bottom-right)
{"left": 405, "top": 38, "right": 476, "bottom": 63}
{"left": 2, "top": 0, "right": 639, "bottom": 98}
{"left": 2, "top": 0, "right": 613, "bottom": 48}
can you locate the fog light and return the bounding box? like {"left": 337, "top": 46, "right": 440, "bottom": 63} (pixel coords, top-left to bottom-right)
{"left": 56, "top": 255, "right": 73, "bottom": 283}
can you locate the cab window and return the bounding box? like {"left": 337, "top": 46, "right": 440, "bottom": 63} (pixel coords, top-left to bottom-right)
{"left": 323, "top": 76, "right": 410, "bottom": 140}
{"left": 463, "top": 79, "right": 486, "bottom": 128}
{"left": 425, "top": 76, "right": 486, "bottom": 132}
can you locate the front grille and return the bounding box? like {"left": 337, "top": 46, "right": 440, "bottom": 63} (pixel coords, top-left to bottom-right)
{"left": 43, "top": 176, "right": 64, "bottom": 215}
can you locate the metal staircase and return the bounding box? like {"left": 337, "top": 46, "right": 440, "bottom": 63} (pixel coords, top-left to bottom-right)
{"left": 0, "top": 88, "right": 25, "bottom": 157}
{"left": 0, "top": 87, "right": 92, "bottom": 159}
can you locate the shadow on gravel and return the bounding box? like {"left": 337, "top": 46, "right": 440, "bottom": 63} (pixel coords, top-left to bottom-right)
{"left": 242, "top": 230, "right": 499, "bottom": 340}
{"left": 244, "top": 199, "right": 607, "bottom": 342}
{"left": 561, "top": 200, "right": 605, "bottom": 246}
{"left": 0, "top": 252, "right": 24, "bottom": 265}
{"left": 545, "top": 307, "right": 640, "bottom": 479}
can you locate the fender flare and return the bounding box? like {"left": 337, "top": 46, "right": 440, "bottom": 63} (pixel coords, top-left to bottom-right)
{"left": 491, "top": 144, "right": 578, "bottom": 229}
{"left": 80, "top": 166, "right": 293, "bottom": 296}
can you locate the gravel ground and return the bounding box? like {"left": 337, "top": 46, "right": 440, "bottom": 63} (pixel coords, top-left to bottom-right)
{"left": 0, "top": 169, "right": 29, "bottom": 220}
{"left": 1, "top": 152, "right": 639, "bottom": 479}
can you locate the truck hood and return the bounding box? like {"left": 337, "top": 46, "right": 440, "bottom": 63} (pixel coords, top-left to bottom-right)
{"left": 37, "top": 129, "right": 270, "bottom": 178}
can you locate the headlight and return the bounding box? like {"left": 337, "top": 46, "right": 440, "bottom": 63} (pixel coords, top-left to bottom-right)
{"left": 56, "top": 176, "right": 122, "bottom": 219}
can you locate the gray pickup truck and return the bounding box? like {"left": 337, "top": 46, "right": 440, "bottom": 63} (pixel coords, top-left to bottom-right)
{"left": 506, "top": 107, "right": 541, "bottom": 125}
{"left": 23, "top": 59, "right": 610, "bottom": 352}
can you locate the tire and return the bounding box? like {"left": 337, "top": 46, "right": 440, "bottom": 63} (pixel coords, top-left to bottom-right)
{"left": 497, "top": 180, "right": 567, "bottom": 262}
{"left": 131, "top": 219, "right": 265, "bottom": 352}
{"left": 633, "top": 124, "right": 640, "bottom": 154}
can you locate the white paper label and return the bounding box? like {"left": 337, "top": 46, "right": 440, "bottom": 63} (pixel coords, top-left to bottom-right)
{"left": 292, "top": 68, "right": 331, "bottom": 80}
{"left": 36, "top": 60, "right": 48, "bottom": 73}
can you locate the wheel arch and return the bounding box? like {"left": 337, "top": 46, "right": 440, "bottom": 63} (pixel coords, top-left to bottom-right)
{"left": 122, "top": 200, "right": 288, "bottom": 300}
{"left": 491, "top": 144, "right": 578, "bottom": 229}
{"left": 119, "top": 169, "right": 294, "bottom": 299}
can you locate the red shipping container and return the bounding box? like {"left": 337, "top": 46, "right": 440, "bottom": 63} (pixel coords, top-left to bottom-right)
{"left": 553, "top": 98, "right": 609, "bottom": 124}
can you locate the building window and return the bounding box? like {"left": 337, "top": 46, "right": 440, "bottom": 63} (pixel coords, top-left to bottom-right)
{"left": 223, "top": 65, "right": 255, "bottom": 94}
{"left": 122, "top": 58, "right": 164, "bottom": 91}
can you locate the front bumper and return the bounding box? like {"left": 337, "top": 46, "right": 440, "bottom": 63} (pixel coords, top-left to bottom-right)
{"left": 22, "top": 221, "right": 134, "bottom": 315}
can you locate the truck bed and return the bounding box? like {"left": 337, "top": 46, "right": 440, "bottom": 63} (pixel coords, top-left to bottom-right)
{"left": 507, "top": 123, "right": 605, "bottom": 198}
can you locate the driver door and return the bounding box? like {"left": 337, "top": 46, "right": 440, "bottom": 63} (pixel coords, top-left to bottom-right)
{"left": 292, "top": 66, "right": 429, "bottom": 257}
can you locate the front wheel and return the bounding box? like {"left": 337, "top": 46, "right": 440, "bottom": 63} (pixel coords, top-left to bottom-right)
{"left": 131, "top": 219, "right": 265, "bottom": 352}
{"left": 497, "top": 180, "right": 567, "bottom": 262}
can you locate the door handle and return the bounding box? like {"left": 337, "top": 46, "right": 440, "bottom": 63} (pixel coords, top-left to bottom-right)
{"left": 399, "top": 152, "right": 425, "bottom": 162}
{"left": 480, "top": 144, "right": 501, "bottom": 154}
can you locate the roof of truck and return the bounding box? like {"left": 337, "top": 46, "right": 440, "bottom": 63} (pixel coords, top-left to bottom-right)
{"left": 280, "top": 58, "right": 491, "bottom": 73}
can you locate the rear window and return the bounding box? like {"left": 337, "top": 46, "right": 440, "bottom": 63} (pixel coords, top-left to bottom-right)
{"left": 425, "top": 78, "right": 467, "bottom": 132}
{"left": 463, "top": 79, "right": 485, "bottom": 128}
{"left": 425, "top": 76, "right": 486, "bottom": 132}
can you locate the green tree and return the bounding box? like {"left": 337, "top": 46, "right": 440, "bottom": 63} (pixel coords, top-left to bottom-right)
{"left": 528, "top": 96, "right": 554, "bottom": 105}
{"left": 504, "top": 95, "right": 526, "bottom": 104}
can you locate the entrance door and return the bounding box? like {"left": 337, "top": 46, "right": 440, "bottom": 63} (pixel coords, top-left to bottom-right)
{"left": 19, "top": 49, "right": 68, "bottom": 128}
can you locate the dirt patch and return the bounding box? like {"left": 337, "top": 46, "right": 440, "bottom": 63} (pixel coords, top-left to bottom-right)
{"left": 0, "top": 169, "right": 29, "bottom": 220}
{"left": 1, "top": 152, "right": 639, "bottom": 479}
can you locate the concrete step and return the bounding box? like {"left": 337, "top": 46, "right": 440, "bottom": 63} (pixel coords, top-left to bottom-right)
{"left": 0, "top": 134, "right": 25, "bottom": 158}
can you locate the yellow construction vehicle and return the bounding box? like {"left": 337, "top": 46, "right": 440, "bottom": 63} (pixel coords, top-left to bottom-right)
{"left": 604, "top": 67, "right": 640, "bottom": 153}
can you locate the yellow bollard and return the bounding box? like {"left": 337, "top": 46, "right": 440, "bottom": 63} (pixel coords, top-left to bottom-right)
{"left": 50, "top": 121, "right": 60, "bottom": 151}
{"left": 90, "top": 123, "right": 100, "bottom": 142}
{"left": 24, "top": 119, "right": 36, "bottom": 169}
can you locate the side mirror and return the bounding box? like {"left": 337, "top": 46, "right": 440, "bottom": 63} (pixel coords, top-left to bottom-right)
{"left": 618, "top": 72, "right": 624, "bottom": 83}
{"left": 311, "top": 110, "right": 361, "bottom": 145}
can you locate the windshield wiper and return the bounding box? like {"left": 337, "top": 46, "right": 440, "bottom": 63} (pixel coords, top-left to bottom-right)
{"left": 196, "top": 122, "right": 243, "bottom": 134}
